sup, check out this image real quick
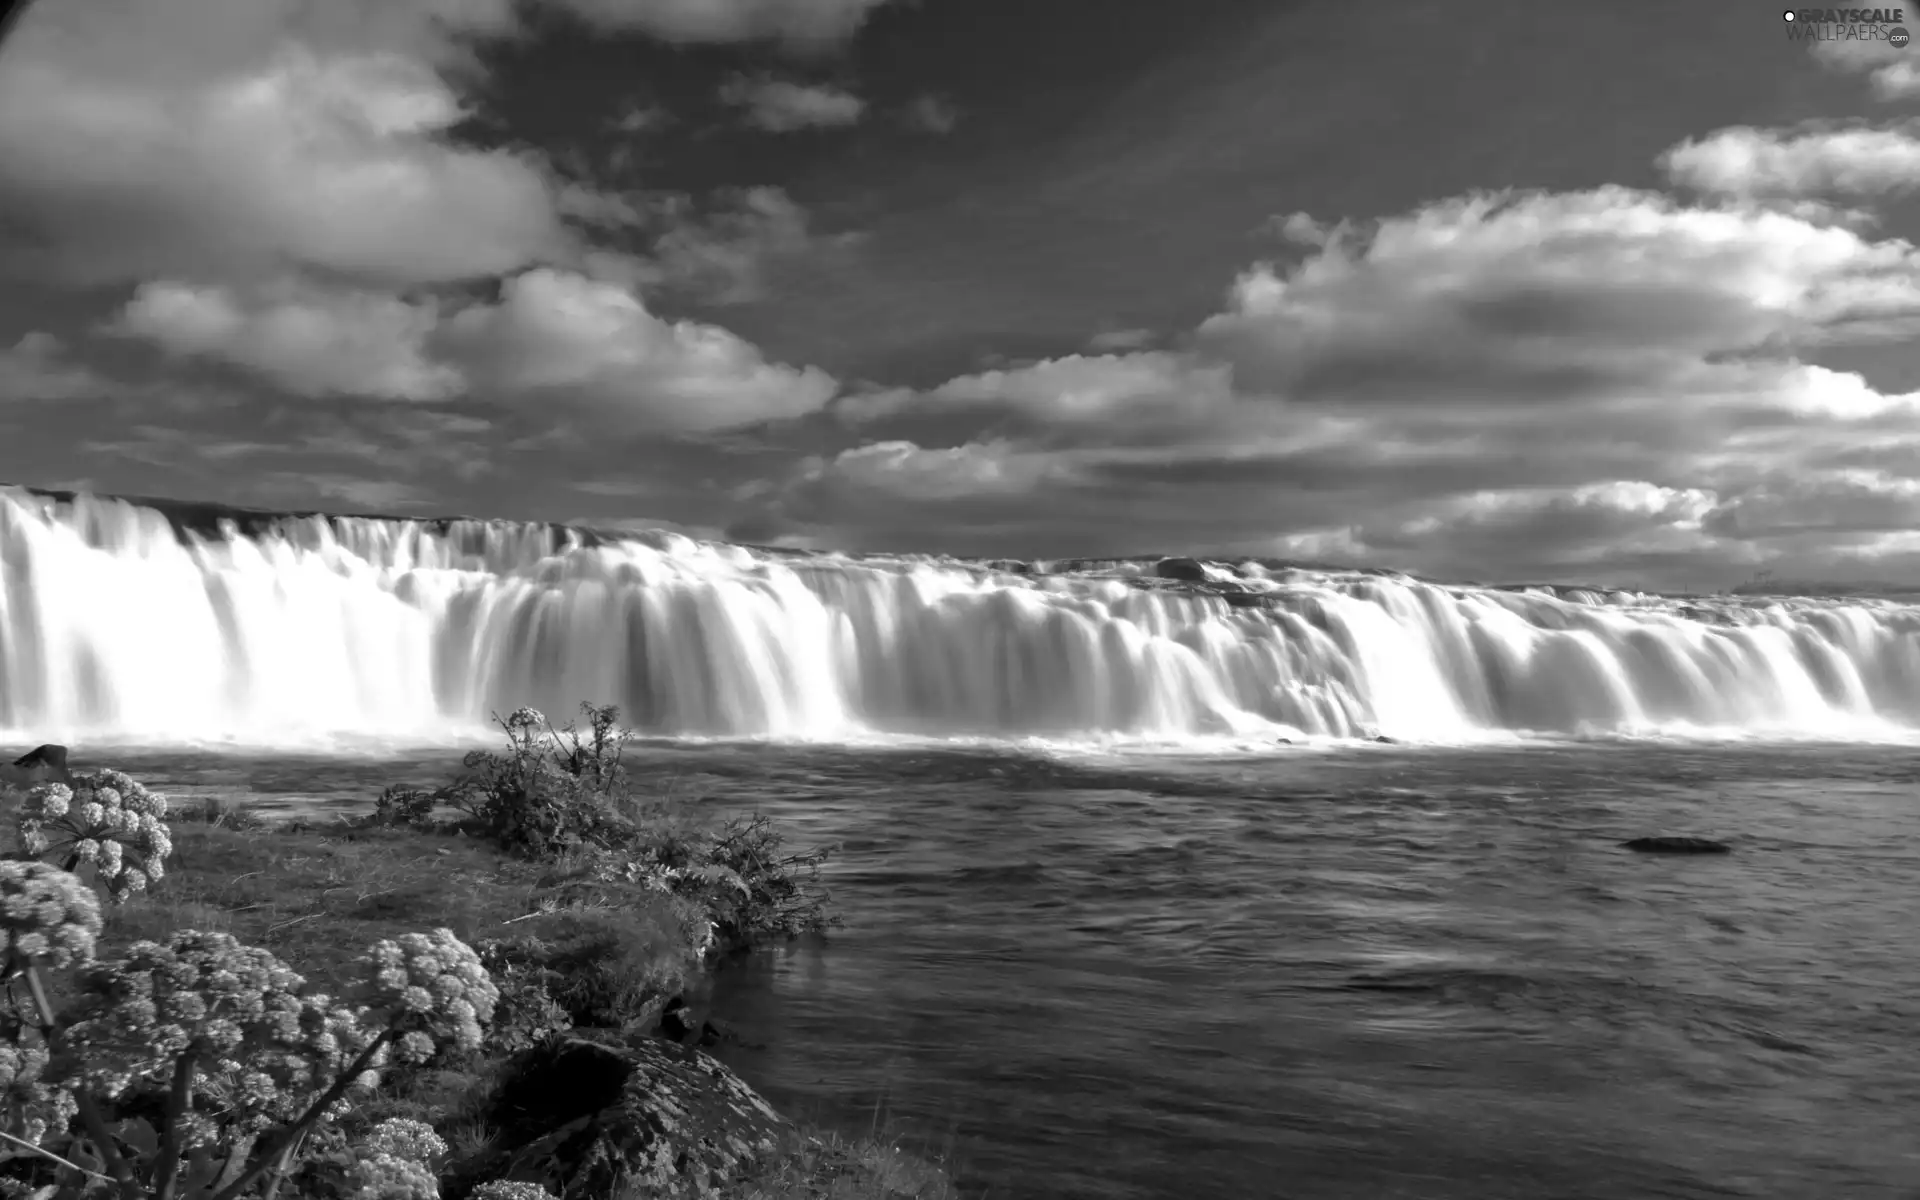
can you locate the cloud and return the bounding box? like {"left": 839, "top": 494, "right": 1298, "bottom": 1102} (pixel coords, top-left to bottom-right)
{"left": 0, "top": 6, "right": 574, "bottom": 287}
{"left": 753, "top": 175, "right": 1920, "bottom": 584}
{"left": 841, "top": 351, "right": 1233, "bottom": 429}
{"left": 1194, "top": 186, "right": 1920, "bottom": 406}
{"left": 1812, "top": 36, "right": 1920, "bottom": 100}
{"left": 0, "top": 334, "right": 110, "bottom": 402}
{"left": 110, "top": 280, "right": 462, "bottom": 401}
{"left": 552, "top": 0, "right": 897, "bottom": 47}
{"left": 1086, "top": 328, "right": 1157, "bottom": 352}
{"left": 245, "top": 471, "right": 434, "bottom": 511}
{"left": 640, "top": 186, "right": 858, "bottom": 303}
{"left": 1662, "top": 124, "right": 1920, "bottom": 197}
{"left": 901, "top": 94, "right": 959, "bottom": 134}
{"left": 437, "top": 268, "right": 838, "bottom": 431}
{"left": 718, "top": 75, "right": 865, "bottom": 131}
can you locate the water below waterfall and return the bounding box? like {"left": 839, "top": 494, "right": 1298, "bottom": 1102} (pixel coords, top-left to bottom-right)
{"left": 89, "top": 738, "right": 1920, "bottom": 1200}
{"left": 3, "top": 486, "right": 1919, "bottom": 746}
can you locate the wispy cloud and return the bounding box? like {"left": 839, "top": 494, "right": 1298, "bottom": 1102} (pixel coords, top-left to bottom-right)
{"left": 719, "top": 76, "right": 865, "bottom": 132}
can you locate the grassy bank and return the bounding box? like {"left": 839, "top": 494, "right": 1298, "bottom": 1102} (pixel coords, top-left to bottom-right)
{"left": 0, "top": 706, "right": 971, "bottom": 1199}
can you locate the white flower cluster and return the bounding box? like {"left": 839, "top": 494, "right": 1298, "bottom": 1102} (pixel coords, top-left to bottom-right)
{"left": 349, "top": 1117, "right": 448, "bottom": 1200}
{"left": 0, "top": 1044, "right": 76, "bottom": 1147}
{"left": 364, "top": 1116, "right": 447, "bottom": 1163}
{"left": 470, "top": 1182, "right": 559, "bottom": 1200}
{"left": 59, "top": 931, "right": 388, "bottom": 1139}
{"left": 349, "top": 1152, "right": 438, "bottom": 1200}
{"left": 0, "top": 860, "right": 101, "bottom": 972}
{"left": 357, "top": 928, "right": 499, "bottom": 1061}
{"left": 19, "top": 768, "right": 173, "bottom": 903}
{"left": 504, "top": 707, "right": 546, "bottom": 730}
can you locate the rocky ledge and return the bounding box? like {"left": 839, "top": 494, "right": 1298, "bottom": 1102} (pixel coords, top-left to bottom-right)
{"left": 448, "top": 1032, "right": 792, "bottom": 1199}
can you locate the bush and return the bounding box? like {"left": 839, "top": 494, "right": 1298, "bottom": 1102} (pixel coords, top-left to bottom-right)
{"left": 443, "top": 703, "right": 840, "bottom": 954}
{"left": 443, "top": 705, "right": 639, "bottom": 860}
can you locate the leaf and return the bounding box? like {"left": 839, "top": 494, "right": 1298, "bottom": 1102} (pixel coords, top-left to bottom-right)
{"left": 690, "top": 862, "right": 751, "bottom": 899}
{"left": 109, "top": 1118, "right": 160, "bottom": 1160}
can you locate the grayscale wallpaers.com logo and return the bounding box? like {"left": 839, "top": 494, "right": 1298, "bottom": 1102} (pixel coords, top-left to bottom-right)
{"left": 1784, "top": 7, "right": 1910, "bottom": 43}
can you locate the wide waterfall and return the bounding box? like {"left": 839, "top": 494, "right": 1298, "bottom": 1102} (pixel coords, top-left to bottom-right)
{"left": 2, "top": 486, "right": 1918, "bottom": 746}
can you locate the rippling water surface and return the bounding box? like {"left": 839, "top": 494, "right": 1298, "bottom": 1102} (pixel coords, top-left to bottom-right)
{"left": 99, "top": 739, "right": 1920, "bottom": 1199}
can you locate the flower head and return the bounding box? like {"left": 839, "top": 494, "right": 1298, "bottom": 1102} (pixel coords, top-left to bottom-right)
{"left": 349, "top": 1152, "right": 438, "bottom": 1200}
{"left": 471, "top": 1183, "right": 559, "bottom": 1200}
{"left": 364, "top": 1116, "right": 447, "bottom": 1164}
{"left": 356, "top": 929, "right": 498, "bottom": 1056}
{"left": 0, "top": 861, "right": 100, "bottom": 972}
{"left": 0, "top": 1044, "right": 76, "bottom": 1147}
{"left": 58, "top": 930, "right": 383, "bottom": 1133}
{"left": 18, "top": 769, "right": 172, "bottom": 904}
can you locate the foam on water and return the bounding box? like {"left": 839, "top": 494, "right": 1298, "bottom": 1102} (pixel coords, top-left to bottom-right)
{"left": 3, "top": 486, "right": 1919, "bottom": 748}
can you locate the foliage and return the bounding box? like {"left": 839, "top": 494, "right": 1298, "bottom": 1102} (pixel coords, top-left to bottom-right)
{"left": 441, "top": 705, "right": 640, "bottom": 860}
{"left": 366, "top": 786, "right": 440, "bottom": 832}
{"left": 474, "top": 911, "right": 687, "bottom": 1034}
{"left": 0, "top": 850, "right": 499, "bottom": 1200}
{"left": 440, "top": 701, "right": 839, "bottom": 954}
{"left": 0, "top": 746, "right": 913, "bottom": 1199}
{"left": 468, "top": 1182, "right": 556, "bottom": 1200}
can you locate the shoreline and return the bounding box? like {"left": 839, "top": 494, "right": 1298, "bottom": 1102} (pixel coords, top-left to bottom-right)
{"left": 0, "top": 719, "right": 974, "bottom": 1199}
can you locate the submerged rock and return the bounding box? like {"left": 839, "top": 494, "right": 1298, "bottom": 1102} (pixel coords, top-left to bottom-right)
{"left": 453, "top": 1032, "right": 790, "bottom": 1199}
{"left": 1621, "top": 836, "right": 1730, "bottom": 855}
{"left": 1153, "top": 556, "right": 1209, "bottom": 582}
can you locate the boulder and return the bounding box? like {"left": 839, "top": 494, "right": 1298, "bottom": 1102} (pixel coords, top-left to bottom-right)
{"left": 1621, "top": 836, "right": 1730, "bottom": 855}
{"left": 1153, "top": 557, "right": 1209, "bottom": 583}
{"left": 0, "top": 744, "right": 72, "bottom": 789}
{"left": 451, "top": 1033, "right": 791, "bottom": 1199}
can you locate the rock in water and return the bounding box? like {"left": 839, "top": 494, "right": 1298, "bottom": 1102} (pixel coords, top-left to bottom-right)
{"left": 1621, "top": 836, "right": 1731, "bottom": 855}
{"left": 1153, "top": 556, "right": 1209, "bottom": 582}
{"left": 0, "top": 744, "right": 71, "bottom": 788}
{"left": 454, "top": 1033, "right": 791, "bottom": 1198}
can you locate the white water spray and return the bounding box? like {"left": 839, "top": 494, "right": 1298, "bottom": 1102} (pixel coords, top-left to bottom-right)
{"left": 3, "top": 488, "right": 1917, "bottom": 746}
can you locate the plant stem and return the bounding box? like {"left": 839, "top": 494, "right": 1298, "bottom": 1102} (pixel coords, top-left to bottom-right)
{"left": 209, "top": 1027, "right": 397, "bottom": 1200}
{"left": 150, "top": 1051, "right": 199, "bottom": 1200}
{"left": 0, "top": 1128, "right": 114, "bottom": 1184}
{"left": 21, "top": 963, "right": 141, "bottom": 1199}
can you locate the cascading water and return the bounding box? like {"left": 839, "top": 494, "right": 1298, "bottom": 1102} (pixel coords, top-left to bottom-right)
{"left": 3, "top": 486, "right": 1918, "bottom": 745}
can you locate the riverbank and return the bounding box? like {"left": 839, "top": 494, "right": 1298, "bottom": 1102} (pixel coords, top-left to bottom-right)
{"left": 0, "top": 712, "right": 972, "bottom": 1199}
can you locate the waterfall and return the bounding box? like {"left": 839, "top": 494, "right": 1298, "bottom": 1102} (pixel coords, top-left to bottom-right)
{"left": 2, "top": 486, "right": 1917, "bottom": 746}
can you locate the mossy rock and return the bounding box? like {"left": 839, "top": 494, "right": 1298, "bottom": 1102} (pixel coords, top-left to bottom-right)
{"left": 452, "top": 1032, "right": 791, "bottom": 1198}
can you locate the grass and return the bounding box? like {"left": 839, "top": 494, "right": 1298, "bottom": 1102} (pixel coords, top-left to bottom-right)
{"left": 44, "top": 795, "right": 974, "bottom": 1199}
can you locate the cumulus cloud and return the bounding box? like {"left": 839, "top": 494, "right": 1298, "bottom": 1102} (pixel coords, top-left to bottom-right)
{"left": 1194, "top": 187, "right": 1920, "bottom": 406}
{"left": 758, "top": 175, "right": 1920, "bottom": 583}
{"left": 1812, "top": 36, "right": 1920, "bottom": 100}
{"left": 110, "top": 280, "right": 461, "bottom": 401}
{"left": 437, "top": 268, "right": 837, "bottom": 431}
{"left": 0, "top": 7, "right": 573, "bottom": 286}
{"left": 718, "top": 75, "right": 865, "bottom": 131}
{"left": 1662, "top": 124, "right": 1920, "bottom": 197}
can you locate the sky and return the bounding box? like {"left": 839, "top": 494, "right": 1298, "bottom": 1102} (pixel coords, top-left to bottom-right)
{"left": 6, "top": 0, "right": 1920, "bottom": 589}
